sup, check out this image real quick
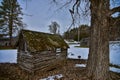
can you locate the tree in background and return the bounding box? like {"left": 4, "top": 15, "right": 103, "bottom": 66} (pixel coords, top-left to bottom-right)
{"left": 48, "top": 21, "right": 60, "bottom": 34}
{"left": 0, "top": 0, "right": 24, "bottom": 46}
{"left": 63, "top": 25, "right": 90, "bottom": 41}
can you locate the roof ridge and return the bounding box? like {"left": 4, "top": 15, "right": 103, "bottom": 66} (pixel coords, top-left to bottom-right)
{"left": 21, "top": 29, "right": 54, "bottom": 35}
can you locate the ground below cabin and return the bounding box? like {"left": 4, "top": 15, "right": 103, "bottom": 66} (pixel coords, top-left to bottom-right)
{"left": 0, "top": 59, "right": 120, "bottom": 80}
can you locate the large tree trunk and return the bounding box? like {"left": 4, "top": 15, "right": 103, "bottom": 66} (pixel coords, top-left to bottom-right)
{"left": 86, "top": 0, "right": 110, "bottom": 80}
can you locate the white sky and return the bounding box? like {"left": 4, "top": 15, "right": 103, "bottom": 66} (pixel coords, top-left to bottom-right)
{"left": 18, "top": 0, "right": 90, "bottom": 34}
{"left": 0, "top": 0, "right": 119, "bottom": 34}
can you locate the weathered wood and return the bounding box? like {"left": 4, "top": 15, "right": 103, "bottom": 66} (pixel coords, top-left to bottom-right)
{"left": 17, "top": 31, "right": 68, "bottom": 72}
{"left": 18, "top": 50, "right": 67, "bottom": 72}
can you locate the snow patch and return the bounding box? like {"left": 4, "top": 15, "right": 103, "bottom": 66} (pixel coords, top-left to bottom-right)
{"left": 109, "top": 43, "right": 120, "bottom": 65}
{"left": 68, "top": 44, "right": 89, "bottom": 59}
{"left": 40, "top": 74, "right": 63, "bottom": 80}
{"left": 75, "top": 64, "right": 86, "bottom": 67}
{"left": 0, "top": 49, "right": 17, "bottom": 63}
{"left": 110, "top": 67, "right": 120, "bottom": 73}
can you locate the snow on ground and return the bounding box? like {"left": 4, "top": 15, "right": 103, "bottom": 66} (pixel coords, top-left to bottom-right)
{"left": 68, "top": 44, "right": 89, "bottom": 59}
{"left": 109, "top": 43, "right": 120, "bottom": 65}
{"left": 0, "top": 49, "right": 17, "bottom": 63}
{"left": 0, "top": 42, "right": 120, "bottom": 73}
{"left": 110, "top": 67, "right": 120, "bottom": 73}
{"left": 75, "top": 64, "right": 120, "bottom": 73}
{"left": 68, "top": 43, "right": 120, "bottom": 65}
{"left": 40, "top": 74, "right": 63, "bottom": 80}
{"left": 68, "top": 43, "right": 120, "bottom": 73}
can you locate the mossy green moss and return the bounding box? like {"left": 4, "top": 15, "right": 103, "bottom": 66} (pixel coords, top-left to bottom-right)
{"left": 21, "top": 30, "right": 69, "bottom": 52}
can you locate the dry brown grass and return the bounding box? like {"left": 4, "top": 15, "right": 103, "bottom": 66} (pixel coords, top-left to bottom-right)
{"left": 0, "top": 59, "right": 120, "bottom": 80}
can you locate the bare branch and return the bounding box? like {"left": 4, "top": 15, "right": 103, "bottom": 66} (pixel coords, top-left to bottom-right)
{"left": 69, "top": 0, "right": 81, "bottom": 25}
{"left": 52, "top": 0, "right": 90, "bottom": 30}
{"left": 55, "top": 0, "right": 72, "bottom": 11}
{"left": 69, "top": 9, "right": 74, "bottom": 14}
{"left": 23, "top": 12, "right": 33, "bottom": 17}
{"left": 110, "top": 6, "right": 120, "bottom": 15}
{"left": 76, "top": 0, "right": 81, "bottom": 19}
{"left": 110, "top": 16, "right": 120, "bottom": 27}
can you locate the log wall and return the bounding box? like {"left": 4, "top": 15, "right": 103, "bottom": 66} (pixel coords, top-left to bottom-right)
{"left": 17, "top": 50, "right": 67, "bottom": 73}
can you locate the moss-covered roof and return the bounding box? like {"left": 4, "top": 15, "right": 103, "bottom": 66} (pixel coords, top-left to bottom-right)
{"left": 21, "top": 29, "right": 69, "bottom": 52}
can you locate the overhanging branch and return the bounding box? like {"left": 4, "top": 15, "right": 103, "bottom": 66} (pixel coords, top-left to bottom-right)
{"left": 110, "top": 16, "right": 120, "bottom": 27}
{"left": 110, "top": 6, "right": 120, "bottom": 15}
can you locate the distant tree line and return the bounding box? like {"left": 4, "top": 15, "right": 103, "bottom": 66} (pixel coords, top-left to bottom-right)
{"left": 63, "top": 14, "right": 120, "bottom": 41}
{"left": 63, "top": 25, "right": 90, "bottom": 41}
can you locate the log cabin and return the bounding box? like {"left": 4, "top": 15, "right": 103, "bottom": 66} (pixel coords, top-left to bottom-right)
{"left": 16, "top": 29, "right": 69, "bottom": 73}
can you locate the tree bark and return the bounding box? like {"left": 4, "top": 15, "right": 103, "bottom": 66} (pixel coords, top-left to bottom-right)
{"left": 86, "top": 0, "right": 110, "bottom": 80}
{"left": 9, "top": 16, "right": 13, "bottom": 46}
{"left": 9, "top": 0, "right": 14, "bottom": 46}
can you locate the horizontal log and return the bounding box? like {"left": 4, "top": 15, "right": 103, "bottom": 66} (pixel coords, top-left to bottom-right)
{"left": 34, "top": 58, "right": 57, "bottom": 67}
{"left": 33, "top": 56, "right": 56, "bottom": 63}
{"left": 18, "top": 62, "right": 34, "bottom": 69}
{"left": 33, "top": 61, "right": 62, "bottom": 71}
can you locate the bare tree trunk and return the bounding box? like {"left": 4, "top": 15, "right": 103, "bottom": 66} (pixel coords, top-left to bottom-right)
{"left": 86, "top": 0, "right": 110, "bottom": 80}
{"left": 9, "top": 1, "right": 14, "bottom": 47}
{"left": 9, "top": 17, "right": 13, "bottom": 46}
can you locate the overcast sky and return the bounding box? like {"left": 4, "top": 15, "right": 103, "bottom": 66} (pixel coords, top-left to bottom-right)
{"left": 18, "top": 0, "right": 90, "bottom": 34}
{"left": 0, "top": 0, "right": 119, "bottom": 34}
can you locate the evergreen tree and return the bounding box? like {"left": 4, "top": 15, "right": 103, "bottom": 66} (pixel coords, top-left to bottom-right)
{"left": 0, "top": 0, "right": 24, "bottom": 46}
{"left": 63, "top": 25, "right": 90, "bottom": 41}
